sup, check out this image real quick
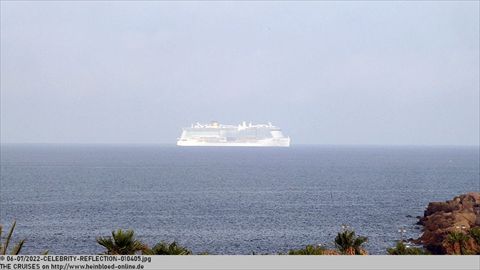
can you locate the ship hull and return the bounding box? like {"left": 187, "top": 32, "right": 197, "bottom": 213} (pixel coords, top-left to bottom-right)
{"left": 177, "top": 138, "right": 290, "bottom": 147}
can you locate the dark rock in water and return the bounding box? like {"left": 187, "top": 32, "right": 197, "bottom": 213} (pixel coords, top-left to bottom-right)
{"left": 416, "top": 192, "right": 480, "bottom": 254}
{"left": 406, "top": 215, "right": 413, "bottom": 218}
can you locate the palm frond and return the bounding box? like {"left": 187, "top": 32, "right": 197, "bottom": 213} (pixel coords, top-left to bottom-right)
{"left": 334, "top": 229, "right": 368, "bottom": 255}
{"left": 10, "top": 239, "right": 24, "bottom": 255}
{"left": 147, "top": 241, "right": 191, "bottom": 255}
{"left": 97, "top": 229, "right": 146, "bottom": 255}
{"left": 0, "top": 224, "right": 3, "bottom": 255}
{"left": 3, "top": 220, "right": 17, "bottom": 255}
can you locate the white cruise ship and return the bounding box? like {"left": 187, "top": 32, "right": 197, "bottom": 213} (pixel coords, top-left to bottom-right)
{"left": 177, "top": 121, "right": 290, "bottom": 147}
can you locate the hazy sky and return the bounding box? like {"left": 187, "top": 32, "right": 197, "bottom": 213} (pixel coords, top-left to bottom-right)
{"left": 1, "top": 1, "right": 479, "bottom": 145}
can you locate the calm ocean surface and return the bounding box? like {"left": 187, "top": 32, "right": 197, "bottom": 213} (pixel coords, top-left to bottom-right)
{"left": 1, "top": 144, "right": 479, "bottom": 254}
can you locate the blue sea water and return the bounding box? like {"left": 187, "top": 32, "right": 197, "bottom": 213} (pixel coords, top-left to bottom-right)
{"left": 0, "top": 144, "right": 479, "bottom": 255}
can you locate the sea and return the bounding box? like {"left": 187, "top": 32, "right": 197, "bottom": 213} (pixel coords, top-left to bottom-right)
{"left": 0, "top": 144, "right": 478, "bottom": 255}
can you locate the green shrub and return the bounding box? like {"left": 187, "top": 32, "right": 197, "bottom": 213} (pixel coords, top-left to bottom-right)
{"left": 468, "top": 227, "right": 480, "bottom": 244}
{"left": 96, "top": 229, "right": 146, "bottom": 255}
{"left": 334, "top": 230, "right": 368, "bottom": 255}
{"left": 445, "top": 231, "right": 471, "bottom": 255}
{"left": 288, "top": 245, "right": 326, "bottom": 255}
{"left": 144, "top": 241, "right": 191, "bottom": 255}
{"left": 387, "top": 241, "right": 428, "bottom": 255}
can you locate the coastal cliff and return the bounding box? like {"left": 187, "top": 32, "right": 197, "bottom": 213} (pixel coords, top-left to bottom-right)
{"left": 417, "top": 192, "right": 480, "bottom": 254}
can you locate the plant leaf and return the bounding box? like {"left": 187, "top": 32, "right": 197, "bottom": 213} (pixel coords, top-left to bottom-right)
{"left": 10, "top": 239, "right": 24, "bottom": 255}
{"left": 4, "top": 220, "right": 17, "bottom": 255}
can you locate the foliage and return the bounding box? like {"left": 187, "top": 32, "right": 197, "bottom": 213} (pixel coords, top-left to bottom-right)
{"left": 468, "top": 227, "right": 480, "bottom": 245}
{"left": 0, "top": 220, "right": 25, "bottom": 255}
{"left": 387, "top": 241, "right": 428, "bottom": 255}
{"left": 334, "top": 230, "right": 368, "bottom": 255}
{"left": 446, "top": 231, "right": 470, "bottom": 244}
{"left": 288, "top": 245, "right": 326, "bottom": 255}
{"left": 143, "top": 241, "right": 191, "bottom": 255}
{"left": 445, "top": 231, "right": 471, "bottom": 255}
{"left": 97, "top": 229, "right": 146, "bottom": 255}
{"left": 250, "top": 251, "right": 271, "bottom": 255}
{"left": 0, "top": 221, "right": 49, "bottom": 255}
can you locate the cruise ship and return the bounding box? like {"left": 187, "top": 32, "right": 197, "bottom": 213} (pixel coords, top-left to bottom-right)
{"left": 177, "top": 121, "right": 290, "bottom": 147}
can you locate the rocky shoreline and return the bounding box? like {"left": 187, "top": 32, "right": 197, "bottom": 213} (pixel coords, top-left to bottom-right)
{"left": 416, "top": 192, "right": 480, "bottom": 254}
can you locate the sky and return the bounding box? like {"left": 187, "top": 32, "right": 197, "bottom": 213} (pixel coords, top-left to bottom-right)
{"left": 1, "top": 1, "right": 479, "bottom": 145}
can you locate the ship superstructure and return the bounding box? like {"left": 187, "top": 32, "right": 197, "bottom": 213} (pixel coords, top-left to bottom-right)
{"left": 177, "top": 121, "right": 290, "bottom": 147}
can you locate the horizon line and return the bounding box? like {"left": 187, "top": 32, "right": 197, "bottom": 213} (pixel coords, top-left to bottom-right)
{"left": 1, "top": 142, "right": 479, "bottom": 147}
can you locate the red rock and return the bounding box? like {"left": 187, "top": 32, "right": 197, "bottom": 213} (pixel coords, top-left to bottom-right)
{"left": 417, "top": 193, "right": 480, "bottom": 254}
